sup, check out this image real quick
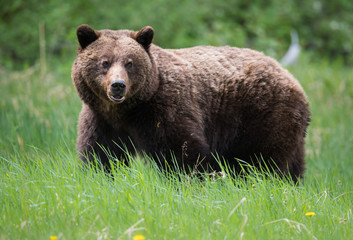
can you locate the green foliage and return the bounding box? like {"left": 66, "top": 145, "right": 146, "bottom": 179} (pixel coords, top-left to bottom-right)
{"left": 1, "top": 0, "right": 353, "bottom": 68}
{"left": 1, "top": 53, "right": 352, "bottom": 239}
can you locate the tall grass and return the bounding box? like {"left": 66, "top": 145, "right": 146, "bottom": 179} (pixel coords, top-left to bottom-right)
{"left": 1, "top": 53, "right": 352, "bottom": 239}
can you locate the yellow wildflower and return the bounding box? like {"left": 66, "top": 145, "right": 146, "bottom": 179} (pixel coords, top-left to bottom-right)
{"left": 133, "top": 234, "right": 145, "bottom": 240}
{"left": 50, "top": 236, "right": 57, "bottom": 240}
{"left": 305, "top": 212, "right": 316, "bottom": 216}
{"left": 6, "top": 173, "right": 9, "bottom": 177}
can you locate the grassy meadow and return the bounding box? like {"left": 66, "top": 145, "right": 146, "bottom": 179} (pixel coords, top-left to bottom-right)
{"left": 0, "top": 53, "right": 352, "bottom": 239}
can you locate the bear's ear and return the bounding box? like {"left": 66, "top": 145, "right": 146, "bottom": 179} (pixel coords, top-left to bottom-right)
{"left": 76, "top": 24, "right": 101, "bottom": 49}
{"left": 133, "top": 26, "right": 154, "bottom": 50}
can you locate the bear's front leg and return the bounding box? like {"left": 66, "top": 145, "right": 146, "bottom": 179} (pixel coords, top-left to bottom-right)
{"left": 76, "top": 104, "right": 129, "bottom": 168}
{"left": 166, "top": 126, "right": 212, "bottom": 173}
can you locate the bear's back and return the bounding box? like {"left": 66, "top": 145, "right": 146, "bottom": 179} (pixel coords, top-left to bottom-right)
{"left": 150, "top": 44, "right": 307, "bottom": 118}
{"left": 151, "top": 45, "right": 304, "bottom": 96}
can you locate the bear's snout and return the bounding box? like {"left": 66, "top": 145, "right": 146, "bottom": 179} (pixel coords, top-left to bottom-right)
{"left": 109, "top": 79, "right": 126, "bottom": 103}
{"left": 111, "top": 80, "right": 126, "bottom": 93}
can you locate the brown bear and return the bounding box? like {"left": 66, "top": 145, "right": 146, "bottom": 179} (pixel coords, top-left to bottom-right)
{"left": 72, "top": 25, "right": 310, "bottom": 181}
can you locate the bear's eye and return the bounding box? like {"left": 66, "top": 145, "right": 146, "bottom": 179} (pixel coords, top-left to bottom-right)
{"left": 125, "top": 61, "right": 133, "bottom": 70}
{"left": 102, "top": 61, "right": 111, "bottom": 69}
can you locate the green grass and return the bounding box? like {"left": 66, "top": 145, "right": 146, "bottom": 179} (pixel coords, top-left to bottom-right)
{"left": 1, "top": 54, "right": 352, "bottom": 239}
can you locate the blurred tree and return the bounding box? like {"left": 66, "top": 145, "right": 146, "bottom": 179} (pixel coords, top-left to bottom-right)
{"left": 1, "top": 0, "right": 352, "bottom": 68}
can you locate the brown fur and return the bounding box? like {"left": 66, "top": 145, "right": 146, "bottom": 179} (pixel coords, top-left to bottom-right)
{"left": 72, "top": 25, "right": 310, "bottom": 181}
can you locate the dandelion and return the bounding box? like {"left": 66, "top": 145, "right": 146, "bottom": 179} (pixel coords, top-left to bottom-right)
{"left": 133, "top": 234, "right": 145, "bottom": 240}
{"left": 305, "top": 212, "right": 316, "bottom": 216}
{"left": 50, "top": 236, "right": 57, "bottom": 240}
{"left": 306, "top": 211, "right": 316, "bottom": 236}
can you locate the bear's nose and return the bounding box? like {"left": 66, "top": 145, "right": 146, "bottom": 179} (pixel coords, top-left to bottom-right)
{"left": 110, "top": 80, "right": 126, "bottom": 94}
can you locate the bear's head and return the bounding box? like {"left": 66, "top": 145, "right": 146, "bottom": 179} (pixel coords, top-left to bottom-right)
{"left": 72, "top": 25, "right": 158, "bottom": 109}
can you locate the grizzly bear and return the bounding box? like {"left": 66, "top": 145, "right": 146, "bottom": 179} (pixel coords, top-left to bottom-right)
{"left": 72, "top": 25, "right": 310, "bottom": 181}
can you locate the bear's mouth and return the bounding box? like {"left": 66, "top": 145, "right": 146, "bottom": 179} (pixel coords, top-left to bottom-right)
{"left": 109, "top": 95, "right": 126, "bottom": 103}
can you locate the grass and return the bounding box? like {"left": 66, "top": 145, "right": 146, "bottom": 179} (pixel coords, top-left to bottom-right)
{"left": 1, "top": 53, "right": 352, "bottom": 239}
